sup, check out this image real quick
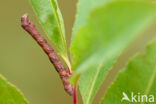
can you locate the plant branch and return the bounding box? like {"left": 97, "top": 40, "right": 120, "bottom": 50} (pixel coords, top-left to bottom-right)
{"left": 21, "top": 14, "right": 73, "bottom": 96}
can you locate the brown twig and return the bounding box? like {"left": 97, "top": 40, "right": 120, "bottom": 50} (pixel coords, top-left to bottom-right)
{"left": 21, "top": 14, "right": 73, "bottom": 96}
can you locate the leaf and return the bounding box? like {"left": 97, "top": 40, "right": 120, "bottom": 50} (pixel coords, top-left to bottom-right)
{"left": 0, "top": 75, "right": 28, "bottom": 104}
{"left": 70, "top": 1, "right": 156, "bottom": 104}
{"left": 71, "top": 0, "right": 107, "bottom": 42}
{"left": 30, "top": 0, "right": 71, "bottom": 68}
{"left": 101, "top": 40, "right": 156, "bottom": 104}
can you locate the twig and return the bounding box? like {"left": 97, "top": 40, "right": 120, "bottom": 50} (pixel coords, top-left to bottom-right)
{"left": 21, "top": 14, "right": 73, "bottom": 96}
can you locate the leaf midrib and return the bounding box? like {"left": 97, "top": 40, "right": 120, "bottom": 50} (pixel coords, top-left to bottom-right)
{"left": 49, "top": 0, "right": 67, "bottom": 54}
{"left": 49, "top": 0, "right": 71, "bottom": 68}
{"left": 142, "top": 65, "right": 156, "bottom": 104}
{"left": 86, "top": 63, "right": 102, "bottom": 104}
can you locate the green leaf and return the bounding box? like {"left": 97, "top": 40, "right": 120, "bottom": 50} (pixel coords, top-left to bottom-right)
{"left": 70, "top": 1, "right": 156, "bottom": 104}
{"left": 0, "top": 75, "right": 28, "bottom": 104}
{"left": 71, "top": 0, "right": 107, "bottom": 42}
{"left": 101, "top": 40, "right": 156, "bottom": 104}
{"left": 30, "top": 0, "right": 71, "bottom": 68}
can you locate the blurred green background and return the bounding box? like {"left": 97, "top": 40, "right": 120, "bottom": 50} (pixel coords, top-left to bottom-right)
{"left": 0, "top": 0, "right": 77, "bottom": 104}
{"left": 1, "top": 0, "right": 156, "bottom": 104}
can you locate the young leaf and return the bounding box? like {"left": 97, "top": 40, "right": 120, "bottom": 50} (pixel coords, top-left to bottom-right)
{"left": 101, "top": 40, "right": 156, "bottom": 104}
{"left": 0, "top": 75, "right": 28, "bottom": 104}
{"left": 29, "top": 0, "right": 71, "bottom": 68}
{"left": 70, "top": 1, "right": 156, "bottom": 104}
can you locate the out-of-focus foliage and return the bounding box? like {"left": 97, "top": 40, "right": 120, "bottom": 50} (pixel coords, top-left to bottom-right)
{"left": 71, "top": 0, "right": 107, "bottom": 42}
{"left": 0, "top": 75, "right": 28, "bottom": 104}
{"left": 70, "top": 1, "right": 156, "bottom": 104}
{"left": 101, "top": 40, "right": 156, "bottom": 104}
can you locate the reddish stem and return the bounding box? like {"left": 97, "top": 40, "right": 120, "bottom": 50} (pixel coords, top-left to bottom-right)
{"left": 73, "top": 85, "right": 78, "bottom": 104}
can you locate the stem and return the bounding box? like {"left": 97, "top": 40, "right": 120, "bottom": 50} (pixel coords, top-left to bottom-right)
{"left": 21, "top": 14, "right": 73, "bottom": 96}
{"left": 73, "top": 85, "right": 78, "bottom": 104}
